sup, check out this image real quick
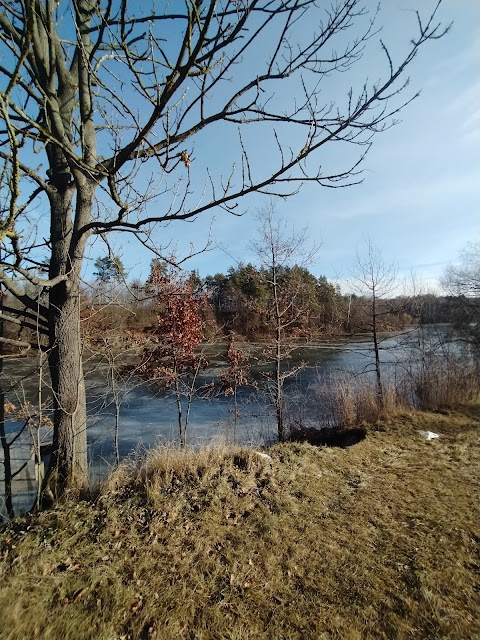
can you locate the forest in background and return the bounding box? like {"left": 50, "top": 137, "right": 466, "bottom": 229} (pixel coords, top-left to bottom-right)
{"left": 4, "top": 257, "right": 474, "bottom": 342}
{"left": 4, "top": 256, "right": 473, "bottom": 348}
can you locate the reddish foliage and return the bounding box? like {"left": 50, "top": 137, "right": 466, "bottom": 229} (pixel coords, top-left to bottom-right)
{"left": 138, "top": 262, "right": 208, "bottom": 385}
{"left": 219, "top": 331, "right": 250, "bottom": 395}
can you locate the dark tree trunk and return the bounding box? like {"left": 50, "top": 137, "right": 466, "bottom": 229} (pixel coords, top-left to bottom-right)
{"left": 47, "top": 281, "right": 88, "bottom": 496}
{"left": 174, "top": 363, "right": 186, "bottom": 447}
{"left": 0, "top": 384, "right": 14, "bottom": 518}
{"left": 42, "top": 177, "right": 92, "bottom": 500}
{"left": 273, "top": 263, "right": 285, "bottom": 443}
{"left": 0, "top": 274, "right": 15, "bottom": 518}
{"left": 275, "top": 328, "right": 285, "bottom": 443}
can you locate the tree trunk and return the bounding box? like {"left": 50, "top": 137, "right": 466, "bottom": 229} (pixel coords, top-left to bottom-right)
{"left": 173, "top": 359, "right": 186, "bottom": 447}
{"left": 46, "top": 281, "right": 88, "bottom": 497}
{"left": 273, "top": 264, "right": 285, "bottom": 442}
{"left": 114, "top": 401, "right": 120, "bottom": 467}
{"left": 42, "top": 177, "right": 92, "bottom": 500}
{"left": 112, "top": 368, "right": 121, "bottom": 468}
{"left": 0, "top": 398, "right": 14, "bottom": 519}
{"left": 0, "top": 276, "right": 15, "bottom": 518}
{"left": 371, "top": 294, "right": 383, "bottom": 405}
{"left": 275, "top": 329, "right": 284, "bottom": 442}
{"left": 176, "top": 393, "right": 185, "bottom": 447}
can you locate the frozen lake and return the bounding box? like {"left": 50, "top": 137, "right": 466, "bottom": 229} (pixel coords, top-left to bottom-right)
{"left": 1, "top": 326, "right": 453, "bottom": 517}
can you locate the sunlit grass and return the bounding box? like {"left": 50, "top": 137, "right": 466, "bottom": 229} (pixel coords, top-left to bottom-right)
{"left": 1, "top": 408, "right": 479, "bottom": 639}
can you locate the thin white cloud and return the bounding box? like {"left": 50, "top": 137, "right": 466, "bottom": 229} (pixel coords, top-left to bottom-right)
{"left": 445, "top": 79, "right": 480, "bottom": 116}
{"left": 332, "top": 172, "right": 479, "bottom": 221}
{"left": 431, "top": 34, "right": 480, "bottom": 79}
{"left": 460, "top": 102, "right": 480, "bottom": 142}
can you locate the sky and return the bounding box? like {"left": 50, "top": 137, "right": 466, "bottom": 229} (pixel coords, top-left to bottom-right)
{"left": 22, "top": 0, "right": 480, "bottom": 294}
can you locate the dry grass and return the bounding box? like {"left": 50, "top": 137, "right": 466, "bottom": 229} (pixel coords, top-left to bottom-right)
{"left": 336, "top": 377, "right": 397, "bottom": 426}
{"left": 314, "top": 356, "right": 480, "bottom": 431}
{"left": 318, "top": 374, "right": 403, "bottom": 428}
{"left": 412, "top": 358, "right": 480, "bottom": 411}
{"left": 1, "top": 408, "right": 479, "bottom": 640}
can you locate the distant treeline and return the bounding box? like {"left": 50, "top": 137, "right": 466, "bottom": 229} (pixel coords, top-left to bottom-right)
{"left": 202, "top": 264, "right": 472, "bottom": 339}
{"left": 83, "top": 263, "right": 479, "bottom": 341}
{"left": 3, "top": 262, "right": 477, "bottom": 349}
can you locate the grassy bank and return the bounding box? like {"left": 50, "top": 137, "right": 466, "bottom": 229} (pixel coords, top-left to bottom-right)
{"left": 1, "top": 408, "right": 479, "bottom": 640}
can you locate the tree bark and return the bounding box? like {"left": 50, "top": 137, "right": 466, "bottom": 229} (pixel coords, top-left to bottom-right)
{"left": 371, "top": 293, "right": 384, "bottom": 405}
{"left": 0, "top": 262, "right": 15, "bottom": 518}
{"left": 273, "top": 260, "right": 285, "bottom": 442}
{"left": 174, "top": 360, "right": 186, "bottom": 448}
{"left": 0, "top": 382, "right": 14, "bottom": 518}
{"left": 43, "top": 179, "right": 92, "bottom": 499}
{"left": 47, "top": 283, "right": 88, "bottom": 496}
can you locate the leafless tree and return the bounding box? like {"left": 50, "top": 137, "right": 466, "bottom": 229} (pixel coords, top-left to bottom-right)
{"left": 349, "top": 237, "right": 398, "bottom": 404}
{"left": 252, "top": 203, "right": 318, "bottom": 441}
{"left": 442, "top": 241, "right": 480, "bottom": 357}
{"left": 442, "top": 242, "right": 480, "bottom": 298}
{"left": 0, "top": 0, "right": 448, "bottom": 497}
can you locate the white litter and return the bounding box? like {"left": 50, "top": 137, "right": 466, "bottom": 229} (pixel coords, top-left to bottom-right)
{"left": 254, "top": 452, "right": 273, "bottom": 461}
{"left": 418, "top": 430, "right": 440, "bottom": 440}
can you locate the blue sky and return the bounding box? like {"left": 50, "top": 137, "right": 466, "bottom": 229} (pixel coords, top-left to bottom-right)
{"left": 83, "top": 0, "right": 479, "bottom": 293}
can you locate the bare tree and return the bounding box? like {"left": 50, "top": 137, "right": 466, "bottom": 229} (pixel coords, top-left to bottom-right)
{"left": 349, "top": 238, "right": 398, "bottom": 404}
{"left": 252, "top": 203, "right": 318, "bottom": 441}
{"left": 442, "top": 241, "right": 480, "bottom": 357}
{"left": 0, "top": 1, "right": 448, "bottom": 497}
{"left": 219, "top": 330, "right": 251, "bottom": 443}
{"left": 0, "top": 303, "right": 13, "bottom": 516}
{"left": 442, "top": 242, "right": 480, "bottom": 298}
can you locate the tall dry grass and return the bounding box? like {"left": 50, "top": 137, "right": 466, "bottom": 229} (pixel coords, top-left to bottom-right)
{"left": 313, "top": 373, "right": 403, "bottom": 429}
{"left": 101, "top": 442, "right": 270, "bottom": 504}
{"left": 409, "top": 355, "right": 479, "bottom": 411}
{"left": 333, "top": 374, "right": 402, "bottom": 427}
{"left": 313, "top": 353, "right": 479, "bottom": 429}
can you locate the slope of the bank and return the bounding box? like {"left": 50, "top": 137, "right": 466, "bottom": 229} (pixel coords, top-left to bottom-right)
{"left": 1, "top": 408, "right": 479, "bottom": 640}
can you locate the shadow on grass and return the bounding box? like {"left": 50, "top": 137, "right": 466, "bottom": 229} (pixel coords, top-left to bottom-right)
{"left": 288, "top": 425, "right": 367, "bottom": 448}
